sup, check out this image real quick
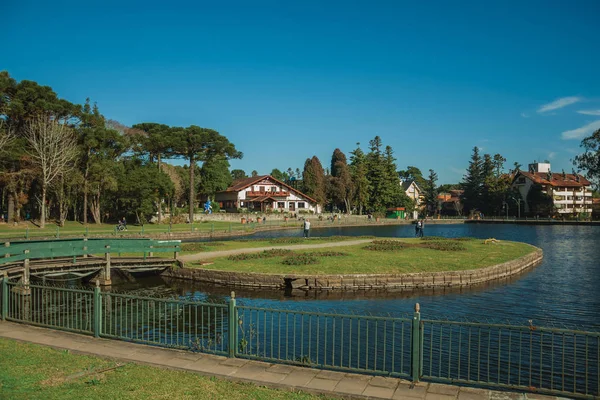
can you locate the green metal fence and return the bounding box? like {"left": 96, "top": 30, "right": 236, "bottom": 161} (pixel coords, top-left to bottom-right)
{"left": 99, "top": 291, "right": 229, "bottom": 355}
{"left": 421, "top": 319, "right": 600, "bottom": 398}
{"left": 236, "top": 305, "right": 415, "bottom": 378}
{"left": 0, "top": 238, "right": 181, "bottom": 266}
{"left": 2, "top": 280, "right": 95, "bottom": 335}
{"left": 1, "top": 280, "right": 598, "bottom": 398}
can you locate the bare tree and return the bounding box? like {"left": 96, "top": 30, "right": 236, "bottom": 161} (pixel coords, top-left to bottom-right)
{"left": 0, "top": 120, "right": 14, "bottom": 150}
{"left": 24, "top": 117, "right": 79, "bottom": 228}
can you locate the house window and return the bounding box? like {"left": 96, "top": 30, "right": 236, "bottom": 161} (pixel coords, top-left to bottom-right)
{"left": 271, "top": 187, "right": 277, "bottom": 192}
{"left": 259, "top": 186, "right": 265, "bottom": 193}
{"left": 298, "top": 202, "right": 305, "bottom": 209}
{"left": 278, "top": 202, "right": 285, "bottom": 209}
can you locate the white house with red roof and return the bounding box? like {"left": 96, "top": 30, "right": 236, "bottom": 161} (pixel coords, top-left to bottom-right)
{"left": 512, "top": 162, "right": 592, "bottom": 215}
{"left": 215, "top": 175, "right": 322, "bottom": 213}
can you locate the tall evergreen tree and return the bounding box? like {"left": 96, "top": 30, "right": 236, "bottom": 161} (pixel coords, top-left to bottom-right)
{"left": 461, "top": 147, "right": 484, "bottom": 214}
{"left": 424, "top": 169, "right": 438, "bottom": 216}
{"left": 350, "top": 143, "right": 369, "bottom": 215}
{"left": 365, "top": 136, "right": 389, "bottom": 212}
{"left": 330, "top": 148, "right": 353, "bottom": 212}
{"left": 302, "top": 156, "right": 326, "bottom": 205}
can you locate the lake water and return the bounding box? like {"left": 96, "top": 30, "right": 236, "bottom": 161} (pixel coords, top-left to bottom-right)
{"left": 116, "top": 223, "right": 600, "bottom": 330}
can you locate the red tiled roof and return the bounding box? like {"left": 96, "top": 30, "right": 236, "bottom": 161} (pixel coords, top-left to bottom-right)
{"left": 218, "top": 175, "right": 317, "bottom": 203}
{"left": 225, "top": 175, "right": 270, "bottom": 192}
{"left": 517, "top": 171, "right": 591, "bottom": 187}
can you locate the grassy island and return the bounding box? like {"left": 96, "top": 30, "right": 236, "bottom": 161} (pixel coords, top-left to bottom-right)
{"left": 188, "top": 237, "right": 537, "bottom": 275}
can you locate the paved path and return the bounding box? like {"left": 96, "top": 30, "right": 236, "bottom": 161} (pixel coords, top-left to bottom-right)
{"left": 179, "top": 239, "right": 374, "bottom": 263}
{"left": 0, "top": 321, "right": 565, "bottom": 400}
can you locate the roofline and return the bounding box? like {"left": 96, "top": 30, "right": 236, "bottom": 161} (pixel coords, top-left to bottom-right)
{"left": 217, "top": 175, "right": 318, "bottom": 204}
{"left": 512, "top": 170, "right": 591, "bottom": 187}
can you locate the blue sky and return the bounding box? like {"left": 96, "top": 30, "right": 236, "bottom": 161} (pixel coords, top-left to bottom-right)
{"left": 4, "top": 0, "right": 600, "bottom": 183}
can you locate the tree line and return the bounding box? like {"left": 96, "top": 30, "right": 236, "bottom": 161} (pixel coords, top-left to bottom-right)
{"left": 0, "top": 71, "right": 241, "bottom": 227}
{"left": 2, "top": 70, "right": 598, "bottom": 225}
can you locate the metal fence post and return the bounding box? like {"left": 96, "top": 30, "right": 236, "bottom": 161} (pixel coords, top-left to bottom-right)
{"left": 2, "top": 276, "right": 8, "bottom": 320}
{"left": 93, "top": 281, "right": 102, "bottom": 338}
{"left": 228, "top": 291, "right": 237, "bottom": 358}
{"left": 411, "top": 303, "right": 421, "bottom": 382}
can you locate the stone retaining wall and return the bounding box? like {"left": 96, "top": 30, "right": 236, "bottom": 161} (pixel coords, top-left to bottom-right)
{"left": 163, "top": 246, "right": 543, "bottom": 291}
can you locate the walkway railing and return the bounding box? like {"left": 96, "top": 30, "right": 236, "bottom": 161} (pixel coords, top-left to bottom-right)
{"left": 0, "top": 238, "right": 181, "bottom": 266}
{"left": 1, "top": 280, "right": 598, "bottom": 399}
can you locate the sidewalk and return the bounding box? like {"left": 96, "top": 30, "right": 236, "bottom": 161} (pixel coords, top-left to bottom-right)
{"left": 0, "top": 321, "right": 565, "bottom": 400}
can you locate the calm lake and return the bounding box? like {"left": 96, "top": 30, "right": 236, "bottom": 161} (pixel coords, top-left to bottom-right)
{"left": 115, "top": 223, "right": 600, "bottom": 330}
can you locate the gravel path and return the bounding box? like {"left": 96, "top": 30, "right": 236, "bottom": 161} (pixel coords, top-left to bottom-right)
{"left": 178, "top": 238, "right": 373, "bottom": 262}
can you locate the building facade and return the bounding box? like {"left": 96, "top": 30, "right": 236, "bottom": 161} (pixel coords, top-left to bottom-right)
{"left": 401, "top": 180, "right": 423, "bottom": 219}
{"left": 512, "top": 162, "right": 592, "bottom": 215}
{"left": 215, "top": 175, "right": 321, "bottom": 214}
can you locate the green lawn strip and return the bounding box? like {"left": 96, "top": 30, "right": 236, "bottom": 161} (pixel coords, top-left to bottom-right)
{"left": 0, "top": 221, "right": 248, "bottom": 240}
{"left": 191, "top": 238, "right": 536, "bottom": 275}
{"left": 179, "top": 236, "right": 373, "bottom": 254}
{"left": 0, "top": 338, "right": 334, "bottom": 400}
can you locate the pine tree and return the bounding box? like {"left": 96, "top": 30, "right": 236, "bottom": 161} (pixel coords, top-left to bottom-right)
{"left": 366, "top": 136, "right": 389, "bottom": 212}
{"left": 461, "top": 147, "right": 484, "bottom": 214}
{"left": 424, "top": 169, "right": 438, "bottom": 216}
{"left": 302, "top": 156, "right": 326, "bottom": 205}
{"left": 350, "top": 143, "right": 370, "bottom": 215}
{"left": 330, "top": 148, "right": 353, "bottom": 212}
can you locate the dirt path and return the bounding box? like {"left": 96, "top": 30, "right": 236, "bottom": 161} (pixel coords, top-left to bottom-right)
{"left": 179, "top": 239, "right": 373, "bottom": 263}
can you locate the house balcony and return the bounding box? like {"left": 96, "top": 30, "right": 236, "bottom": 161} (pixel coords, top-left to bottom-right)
{"left": 552, "top": 190, "right": 592, "bottom": 197}
{"left": 553, "top": 199, "right": 592, "bottom": 205}
{"left": 246, "top": 191, "right": 289, "bottom": 198}
{"left": 557, "top": 207, "right": 592, "bottom": 214}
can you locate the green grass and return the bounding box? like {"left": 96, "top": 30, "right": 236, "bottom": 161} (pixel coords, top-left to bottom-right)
{"left": 0, "top": 339, "right": 334, "bottom": 400}
{"left": 180, "top": 236, "right": 373, "bottom": 254}
{"left": 191, "top": 238, "right": 536, "bottom": 274}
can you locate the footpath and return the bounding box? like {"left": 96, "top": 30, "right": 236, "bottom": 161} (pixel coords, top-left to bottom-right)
{"left": 178, "top": 239, "right": 373, "bottom": 263}
{"left": 0, "top": 321, "right": 566, "bottom": 400}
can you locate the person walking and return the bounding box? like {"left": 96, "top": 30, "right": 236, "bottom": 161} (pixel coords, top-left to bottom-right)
{"left": 303, "top": 218, "right": 311, "bottom": 238}
{"left": 415, "top": 220, "right": 421, "bottom": 237}
{"left": 419, "top": 219, "right": 425, "bottom": 237}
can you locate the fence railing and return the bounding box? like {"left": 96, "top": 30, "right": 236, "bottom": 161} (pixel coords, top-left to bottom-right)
{"left": 0, "top": 238, "right": 181, "bottom": 266}
{"left": 1, "top": 280, "right": 598, "bottom": 399}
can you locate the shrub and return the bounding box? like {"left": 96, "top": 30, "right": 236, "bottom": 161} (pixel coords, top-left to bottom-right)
{"left": 421, "top": 241, "right": 466, "bottom": 251}
{"left": 419, "top": 236, "right": 448, "bottom": 241}
{"left": 268, "top": 237, "right": 305, "bottom": 244}
{"left": 228, "top": 249, "right": 294, "bottom": 261}
{"left": 364, "top": 240, "right": 411, "bottom": 251}
{"left": 282, "top": 254, "right": 319, "bottom": 265}
{"left": 306, "top": 251, "right": 348, "bottom": 257}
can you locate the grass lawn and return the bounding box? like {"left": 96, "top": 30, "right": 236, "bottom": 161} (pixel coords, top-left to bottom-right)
{"left": 179, "top": 236, "right": 373, "bottom": 254}
{"left": 190, "top": 238, "right": 537, "bottom": 275}
{"left": 0, "top": 338, "right": 334, "bottom": 400}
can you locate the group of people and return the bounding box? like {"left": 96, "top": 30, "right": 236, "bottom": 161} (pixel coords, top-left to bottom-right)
{"left": 415, "top": 219, "right": 425, "bottom": 237}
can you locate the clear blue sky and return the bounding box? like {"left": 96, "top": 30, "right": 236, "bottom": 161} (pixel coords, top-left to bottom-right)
{"left": 4, "top": 0, "right": 600, "bottom": 183}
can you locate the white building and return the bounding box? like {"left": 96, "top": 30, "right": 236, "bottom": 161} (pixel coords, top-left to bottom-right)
{"left": 215, "top": 175, "right": 322, "bottom": 214}
{"left": 512, "top": 162, "right": 592, "bottom": 215}
{"left": 401, "top": 179, "right": 423, "bottom": 219}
